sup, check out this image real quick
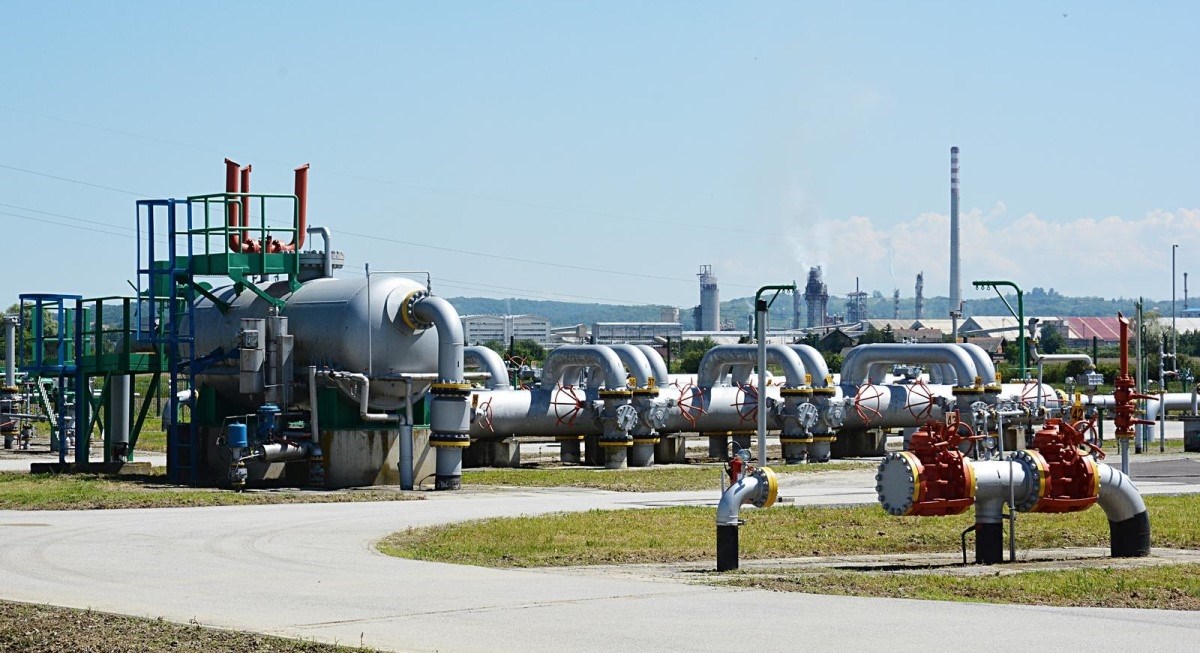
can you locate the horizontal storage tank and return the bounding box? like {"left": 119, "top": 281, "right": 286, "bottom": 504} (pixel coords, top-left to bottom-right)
{"left": 191, "top": 276, "right": 439, "bottom": 410}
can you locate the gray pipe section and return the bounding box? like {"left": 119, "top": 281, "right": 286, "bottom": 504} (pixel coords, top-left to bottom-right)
{"left": 542, "top": 345, "right": 628, "bottom": 390}
{"left": 306, "top": 226, "right": 333, "bottom": 278}
{"left": 698, "top": 344, "right": 806, "bottom": 389}
{"left": 956, "top": 343, "right": 997, "bottom": 385}
{"left": 412, "top": 296, "right": 465, "bottom": 383}
{"left": 716, "top": 472, "right": 771, "bottom": 526}
{"left": 972, "top": 460, "right": 1031, "bottom": 524}
{"left": 788, "top": 344, "right": 829, "bottom": 387}
{"left": 109, "top": 374, "right": 131, "bottom": 449}
{"left": 464, "top": 346, "right": 511, "bottom": 390}
{"left": 3, "top": 316, "right": 15, "bottom": 387}
{"left": 1097, "top": 462, "right": 1147, "bottom": 523}
{"left": 843, "top": 343, "right": 977, "bottom": 387}
{"left": 634, "top": 344, "right": 670, "bottom": 387}
{"left": 606, "top": 344, "right": 653, "bottom": 388}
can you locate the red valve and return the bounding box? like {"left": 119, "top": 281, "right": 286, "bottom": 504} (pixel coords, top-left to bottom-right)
{"left": 1113, "top": 313, "right": 1157, "bottom": 439}
{"left": 727, "top": 455, "right": 744, "bottom": 485}
{"left": 893, "top": 412, "right": 978, "bottom": 516}
{"left": 1023, "top": 418, "right": 1101, "bottom": 513}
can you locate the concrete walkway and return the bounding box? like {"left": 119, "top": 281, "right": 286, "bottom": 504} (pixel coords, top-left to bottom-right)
{"left": 2, "top": 465, "right": 1200, "bottom": 652}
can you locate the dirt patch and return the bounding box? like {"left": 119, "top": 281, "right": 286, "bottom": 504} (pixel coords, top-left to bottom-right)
{"left": 0, "top": 599, "right": 380, "bottom": 652}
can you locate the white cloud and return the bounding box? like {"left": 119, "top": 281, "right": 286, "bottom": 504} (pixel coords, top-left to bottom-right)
{"left": 782, "top": 205, "right": 1200, "bottom": 300}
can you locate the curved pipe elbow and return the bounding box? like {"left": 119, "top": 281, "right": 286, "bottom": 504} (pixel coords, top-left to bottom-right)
{"left": 542, "top": 345, "right": 628, "bottom": 390}
{"left": 634, "top": 344, "right": 670, "bottom": 387}
{"left": 697, "top": 344, "right": 806, "bottom": 388}
{"left": 716, "top": 468, "right": 778, "bottom": 526}
{"left": 789, "top": 344, "right": 830, "bottom": 387}
{"left": 412, "top": 295, "right": 465, "bottom": 383}
{"left": 464, "top": 346, "right": 511, "bottom": 390}
{"left": 843, "top": 344, "right": 978, "bottom": 388}
{"left": 606, "top": 344, "right": 653, "bottom": 388}
{"left": 1097, "top": 463, "right": 1151, "bottom": 557}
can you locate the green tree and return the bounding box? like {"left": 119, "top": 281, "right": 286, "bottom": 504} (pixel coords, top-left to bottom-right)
{"left": 676, "top": 337, "right": 717, "bottom": 374}
{"left": 1039, "top": 326, "right": 1066, "bottom": 355}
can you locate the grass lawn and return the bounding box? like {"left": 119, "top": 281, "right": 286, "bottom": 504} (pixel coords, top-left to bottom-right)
{"left": 0, "top": 470, "right": 418, "bottom": 510}
{"left": 462, "top": 462, "right": 866, "bottom": 493}
{"left": 378, "top": 494, "right": 1200, "bottom": 609}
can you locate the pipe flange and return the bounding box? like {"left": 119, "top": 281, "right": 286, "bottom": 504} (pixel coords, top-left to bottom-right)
{"left": 430, "top": 382, "right": 473, "bottom": 396}
{"left": 811, "top": 387, "right": 838, "bottom": 396}
{"left": 398, "top": 290, "right": 433, "bottom": 331}
{"left": 1009, "top": 449, "right": 1048, "bottom": 512}
{"left": 952, "top": 387, "right": 984, "bottom": 395}
{"left": 430, "top": 433, "right": 471, "bottom": 448}
{"left": 779, "top": 435, "right": 814, "bottom": 444}
{"left": 555, "top": 434, "right": 586, "bottom": 441}
{"left": 632, "top": 388, "right": 660, "bottom": 397}
{"left": 632, "top": 438, "right": 660, "bottom": 446}
{"left": 598, "top": 389, "right": 633, "bottom": 398}
{"left": 876, "top": 451, "right": 921, "bottom": 516}
{"left": 780, "top": 387, "right": 814, "bottom": 397}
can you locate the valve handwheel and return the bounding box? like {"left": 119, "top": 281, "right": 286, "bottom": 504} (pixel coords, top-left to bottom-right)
{"left": 677, "top": 382, "right": 707, "bottom": 428}
{"left": 853, "top": 383, "right": 885, "bottom": 426}
{"left": 1070, "top": 418, "right": 1105, "bottom": 459}
{"left": 551, "top": 385, "right": 587, "bottom": 427}
{"left": 731, "top": 382, "right": 759, "bottom": 423}
{"left": 478, "top": 397, "right": 494, "bottom": 432}
{"left": 906, "top": 380, "right": 935, "bottom": 421}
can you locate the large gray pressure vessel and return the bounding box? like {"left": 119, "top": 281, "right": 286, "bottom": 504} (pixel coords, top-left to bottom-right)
{"left": 191, "top": 276, "right": 438, "bottom": 410}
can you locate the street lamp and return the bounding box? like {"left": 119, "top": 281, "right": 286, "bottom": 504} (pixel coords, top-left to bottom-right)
{"left": 973, "top": 279, "right": 1027, "bottom": 379}
{"left": 1173, "top": 244, "right": 1178, "bottom": 380}
{"left": 754, "top": 283, "right": 797, "bottom": 466}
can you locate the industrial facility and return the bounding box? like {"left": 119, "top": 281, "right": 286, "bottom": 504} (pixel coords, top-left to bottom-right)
{"left": 0, "top": 148, "right": 1179, "bottom": 573}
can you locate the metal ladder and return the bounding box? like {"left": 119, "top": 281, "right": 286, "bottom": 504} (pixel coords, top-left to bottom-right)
{"left": 137, "top": 199, "right": 200, "bottom": 484}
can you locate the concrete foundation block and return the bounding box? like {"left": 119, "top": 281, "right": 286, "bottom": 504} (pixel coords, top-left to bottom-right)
{"left": 629, "top": 442, "right": 655, "bottom": 467}
{"left": 463, "top": 438, "right": 521, "bottom": 468}
{"left": 654, "top": 435, "right": 687, "bottom": 464}
{"left": 830, "top": 430, "right": 886, "bottom": 458}
{"left": 559, "top": 438, "right": 582, "bottom": 464}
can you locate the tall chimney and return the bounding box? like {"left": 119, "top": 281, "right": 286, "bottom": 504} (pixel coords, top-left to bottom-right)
{"left": 949, "top": 146, "right": 961, "bottom": 313}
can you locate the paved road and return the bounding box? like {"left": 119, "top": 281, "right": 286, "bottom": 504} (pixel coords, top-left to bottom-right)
{"left": 3, "top": 466, "right": 1200, "bottom": 652}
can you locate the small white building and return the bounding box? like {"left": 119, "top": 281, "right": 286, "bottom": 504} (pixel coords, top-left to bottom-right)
{"left": 460, "top": 314, "right": 552, "bottom": 346}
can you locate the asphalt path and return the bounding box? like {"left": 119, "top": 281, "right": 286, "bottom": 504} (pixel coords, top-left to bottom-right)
{"left": 3, "top": 464, "right": 1200, "bottom": 652}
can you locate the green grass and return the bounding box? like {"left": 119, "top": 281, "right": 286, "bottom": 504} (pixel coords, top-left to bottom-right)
{"left": 461, "top": 462, "right": 866, "bottom": 493}
{"left": 722, "top": 564, "right": 1200, "bottom": 610}
{"left": 0, "top": 471, "right": 419, "bottom": 510}
{"left": 1099, "top": 436, "right": 1186, "bottom": 455}
{"left": 378, "top": 494, "right": 1200, "bottom": 568}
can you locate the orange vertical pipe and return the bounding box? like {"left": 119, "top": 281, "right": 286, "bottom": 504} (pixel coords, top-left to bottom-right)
{"left": 224, "top": 158, "right": 241, "bottom": 252}
{"left": 239, "top": 164, "right": 252, "bottom": 245}
{"left": 290, "top": 163, "right": 309, "bottom": 250}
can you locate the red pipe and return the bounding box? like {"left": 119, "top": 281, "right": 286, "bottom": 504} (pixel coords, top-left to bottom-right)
{"left": 275, "top": 163, "right": 310, "bottom": 253}
{"left": 224, "top": 158, "right": 242, "bottom": 252}
{"left": 239, "top": 164, "right": 261, "bottom": 253}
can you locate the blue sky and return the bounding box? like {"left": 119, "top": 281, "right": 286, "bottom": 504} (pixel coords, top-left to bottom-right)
{"left": 1, "top": 1, "right": 1197, "bottom": 309}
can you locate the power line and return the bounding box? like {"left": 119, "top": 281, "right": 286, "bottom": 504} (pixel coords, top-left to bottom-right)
{"left": 0, "top": 104, "right": 779, "bottom": 237}
{"left": 0, "top": 209, "right": 131, "bottom": 239}
{"left": 0, "top": 162, "right": 148, "bottom": 197}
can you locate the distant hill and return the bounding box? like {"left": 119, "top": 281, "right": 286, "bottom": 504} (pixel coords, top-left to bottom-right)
{"left": 446, "top": 297, "right": 675, "bottom": 327}
{"left": 448, "top": 289, "right": 1180, "bottom": 332}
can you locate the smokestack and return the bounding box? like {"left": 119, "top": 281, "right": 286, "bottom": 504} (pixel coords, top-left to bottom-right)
{"left": 915, "top": 271, "right": 924, "bottom": 320}
{"left": 792, "top": 280, "right": 801, "bottom": 330}
{"left": 949, "top": 146, "right": 961, "bottom": 314}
